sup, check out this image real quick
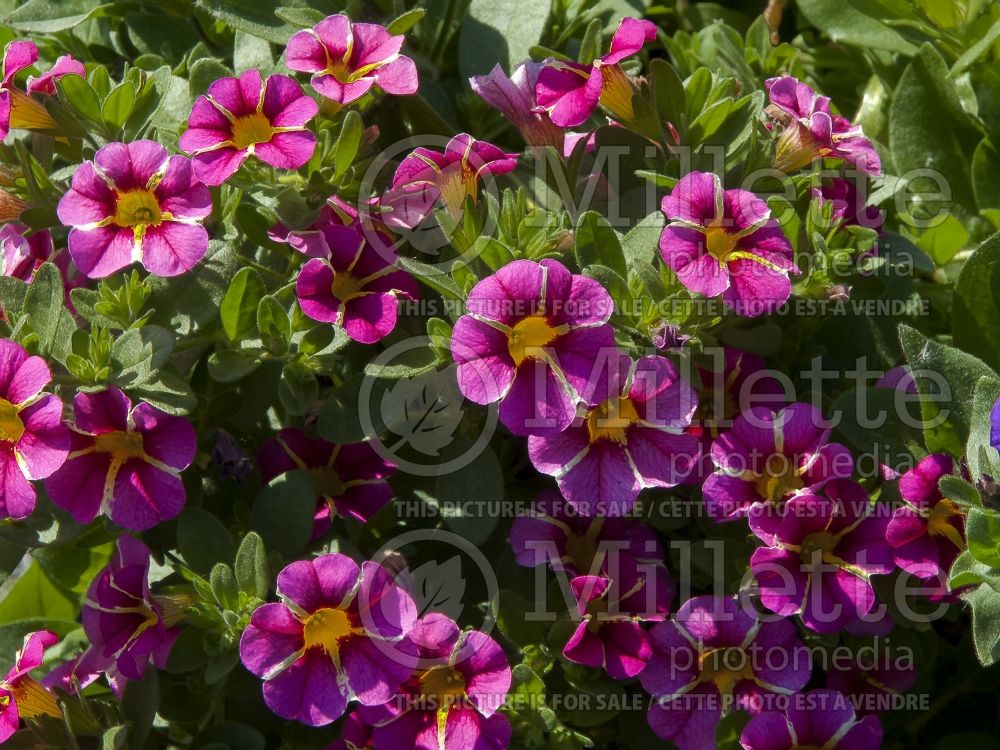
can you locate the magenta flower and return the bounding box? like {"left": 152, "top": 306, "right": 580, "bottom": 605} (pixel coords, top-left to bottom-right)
{"left": 765, "top": 76, "right": 881, "bottom": 175}
{"left": 534, "top": 17, "right": 656, "bottom": 127}
{"left": 450, "top": 259, "right": 616, "bottom": 436}
{"left": 286, "top": 14, "right": 418, "bottom": 105}
{"left": 82, "top": 536, "right": 178, "bottom": 681}
{"left": 702, "top": 402, "right": 854, "bottom": 522}
{"left": 257, "top": 428, "right": 396, "bottom": 541}
{"left": 179, "top": 69, "right": 318, "bottom": 186}
{"left": 509, "top": 490, "right": 663, "bottom": 574}
{"left": 740, "top": 689, "right": 883, "bottom": 750}
{"left": 26, "top": 54, "right": 86, "bottom": 95}
{"left": 812, "top": 177, "right": 884, "bottom": 233}
{"left": 564, "top": 559, "right": 673, "bottom": 679}
{"left": 269, "top": 195, "right": 365, "bottom": 258}
{"left": 528, "top": 353, "right": 699, "bottom": 515}
{"left": 0, "top": 224, "right": 52, "bottom": 280}
{"left": 57, "top": 140, "right": 212, "bottom": 278}
{"left": 749, "top": 484, "right": 894, "bottom": 634}
{"left": 295, "top": 225, "right": 418, "bottom": 344}
{"left": 0, "top": 339, "right": 69, "bottom": 520}
{"left": 640, "top": 596, "right": 811, "bottom": 750}
{"left": 326, "top": 711, "right": 372, "bottom": 750}
{"left": 0, "top": 630, "right": 61, "bottom": 741}
{"left": 824, "top": 646, "right": 917, "bottom": 716}
{"left": 0, "top": 41, "right": 59, "bottom": 140}
{"left": 239, "top": 553, "right": 417, "bottom": 726}
{"left": 887, "top": 453, "right": 965, "bottom": 580}
{"left": 45, "top": 387, "right": 196, "bottom": 531}
{"left": 660, "top": 172, "right": 799, "bottom": 316}
{"left": 360, "top": 614, "right": 512, "bottom": 750}
{"left": 470, "top": 61, "right": 564, "bottom": 150}
{"left": 380, "top": 133, "right": 518, "bottom": 230}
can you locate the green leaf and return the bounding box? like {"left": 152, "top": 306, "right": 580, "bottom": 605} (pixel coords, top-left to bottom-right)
{"left": 794, "top": 0, "right": 918, "bottom": 54}
{"left": 233, "top": 30, "right": 274, "bottom": 73}
{"left": 221, "top": 267, "right": 266, "bottom": 342}
{"left": 208, "top": 349, "right": 261, "bottom": 382}
{"left": 952, "top": 17, "right": 1000, "bottom": 74}
{"left": 194, "top": 0, "right": 303, "bottom": 44}
{"left": 317, "top": 372, "right": 368, "bottom": 444}
{"left": 250, "top": 471, "right": 316, "bottom": 558}
{"left": 165, "top": 627, "right": 210, "bottom": 673}
{"left": 279, "top": 361, "right": 318, "bottom": 416}
{"left": 257, "top": 295, "right": 291, "bottom": 347}
{"left": 649, "top": 58, "right": 686, "bottom": 133}
{"left": 917, "top": 214, "right": 969, "bottom": 266}
{"left": 177, "top": 507, "right": 237, "bottom": 573}
{"left": 432, "top": 446, "right": 503, "bottom": 545}
{"left": 497, "top": 590, "right": 548, "bottom": 646}
{"left": 333, "top": 109, "right": 363, "bottom": 181}
{"left": 123, "top": 666, "right": 159, "bottom": 747}
{"left": 954, "top": 234, "right": 1000, "bottom": 371}
{"left": 234, "top": 532, "right": 269, "bottom": 600}
{"left": 458, "top": 0, "right": 550, "bottom": 78}
{"left": 6, "top": 0, "right": 110, "bottom": 32}
{"left": 103, "top": 82, "right": 136, "bottom": 131}
{"left": 622, "top": 211, "right": 665, "bottom": 267}
{"left": 386, "top": 8, "right": 425, "bottom": 35}
{"left": 210, "top": 563, "right": 240, "bottom": 611}
{"left": 972, "top": 138, "right": 1000, "bottom": 214}
{"left": 575, "top": 211, "right": 626, "bottom": 280}
{"left": 967, "top": 376, "right": 1000, "bottom": 483}
{"left": 57, "top": 74, "right": 102, "bottom": 123}
{"left": 0, "top": 559, "right": 76, "bottom": 622}
{"left": 962, "top": 581, "right": 1000, "bottom": 666}
{"left": 832, "top": 386, "right": 927, "bottom": 473}
{"left": 23, "top": 262, "right": 70, "bottom": 359}
{"left": 968, "top": 508, "right": 1000, "bottom": 568}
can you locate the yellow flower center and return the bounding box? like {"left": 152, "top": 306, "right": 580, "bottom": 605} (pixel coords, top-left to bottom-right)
{"left": 419, "top": 665, "right": 467, "bottom": 705}
{"left": 698, "top": 647, "right": 755, "bottom": 696}
{"left": 927, "top": 498, "right": 965, "bottom": 550}
{"left": 310, "top": 466, "right": 347, "bottom": 499}
{"left": 231, "top": 112, "right": 275, "bottom": 150}
{"left": 507, "top": 316, "right": 566, "bottom": 366}
{"left": 114, "top": 189, "right": 162, "bottom": 228}
{"left": 329, "top": 271, "right": 366, "bottom": 304}
{"left": 754, "top": 458, "right": 804, "bottom": 505}
{"left": 799, "top": 530, "right": 838, "bottom": 563}
{"left": 6, "top": 676, "right": 61, "bottom": 720}
{"left": 0, "top": 398, "right": 24, "bottom": 443}
{"left": 302, "top": 607, "right": 354, "bottom": 655}
{"left": 94, "top": 430, "right": 145, "bottom": 461}
{"left": 586, "top": 396, "right": 640, "bottom": 445}
{"left": 705, "top": 224, "right": 738, "bottom": 262}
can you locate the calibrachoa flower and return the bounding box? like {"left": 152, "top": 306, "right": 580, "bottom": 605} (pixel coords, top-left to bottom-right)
{"left": 824, "top": 644, "right": 917, "bottom": 716}
{"left": 702, "top": 402, "right": 854, "bottom": 522}
{"left": 766, "top": 76, "right": 881, "bottom": 175}
{"left": 360, "top": 614, "right": 512, "bottom": 750}
{"left": 527, "top": 353, "right": 699, "bottom": 515}
{"left": 887, "top": 453, "right": 965, "bottom": 580}
{"left": 269, "top": 195, "right": 366, "bottom": 258}
{"left": 239, "top": 553, "right": 417, "bottom": 726}
{"left": 509, "top": 490, "right": 663, "bottom": 574}
{"left": 0, "top": 224, "right": 52, "bottom": 280}
{"left": 450, "top": 258, "right": 617, "bottom": 436}
{"left": 659, "top": 171, "right": 799, "bottom": 316}
{"left": 0, "top": 41, "right": 59, "bottom": 140}
{"left": 640, "top": 596, "right": 811, "bottom": 750}
{"left": 45, "top": 387, "right": 197, "bottom": 531}
{"left": 380, "top": 133, "right": 518, "bottom": 229}
{"left": 257, "top": 428, "right": 396, "bottom": 541}
{"left": 179, "top": 69, "right": 318, "bottom": 186}
{"left": 0, "top": 630, "right": 61, "bottom": 741}
{"left": 295, "top": 224, "right": 418, "bottom": 343}
{"left": 564, "top": 560, "right": 673, "bottom": 678}
{"left": 82, "top": 536, "right": 179, "bottom": 680}
{"left": 534, "top": 17, "right": 656, "bottom": 127}
{"left": 327, "top": 711, "right": 373, "bottom": 750}
{"left": 286, "top": 14, "right": 418, "bottom": 105}
{"left": 57, "top": 140, "right": 212, "bottom": 278}
{"left": 26, "top": 53, "right": 85, "bottom": 95}
{"left": 470, "top": 61, "right": 564, "bottom": 150}
{"left": 812, "top": 177, "right": 884, "bottom": 233}
{"left": 0, "top": 339, "right": 69, "bottom": 520}
{"left": 750, "top": 484, "right": 894, "bottom": 634}
{"left": 740, "top": 689, "right": 883, "bottom": 750}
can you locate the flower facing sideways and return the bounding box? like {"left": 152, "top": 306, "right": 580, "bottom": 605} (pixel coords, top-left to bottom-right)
{"left": 0, "top": 224, "right": 53, "bottom": 280}
{"left": 0, "top": 41, "right": 60, "bottom": 140}
{"left": 0, "top": 630, "right": 62, "bottom": 742}
{"left": 470, "top": 61, "right": 565, "bottom": 150}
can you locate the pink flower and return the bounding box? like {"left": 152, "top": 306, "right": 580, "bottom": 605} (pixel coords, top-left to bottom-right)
{"left": 45, "top": 387, "right": 197, "bottom": 531}
{"left": 380, "top": 133, "right": 518, "bottom": 230}
{"left": 0, "top": 339, "right": 69, "bottom": 520}
{"left": 257, "top": 428, "right": 396, "bottom": 541}
{"left": 0, "top": 630, "right": 62, "bottom": 741}
{"left": 0, "top": 224, "right": 52, "bottom": 280}
{"left": 269, "top": 195, "right": 366, "bottom": 258}
{"left": 765, "top": 76, "right": 881, "bottom": 175}
{"left": 286, "top": 14, "right": 418, "bottom": 105}
{"left": 740, "top": 689, "right": 882, "bottom": 750}
{"left": 26, "top": 54, "right": 86, "bottom": 95}
{"left": 659, "top": 172, "right": 799, "bottom": 316}
{"left": 470, "top": 61, "right": 564, "bottom": 149}
{"left": 179, "top": 69, "right": 318, "bottom": 186}
{"left": 0, "top": 41, "right": 58, "bottom": 140}
{"left": 824, "top": 644, "right": 917, "bottom": 717}
{"left": 360, "top": 614, "right": 512, "bottom": 750}
{"left": 534, "top": 17, "right": 656, "bottom": 127}
{"left": 57, "top": 140, "right": 212, "bottom": 278}
{"left": 295, "top": 225, "right": 418, "bottom": 344}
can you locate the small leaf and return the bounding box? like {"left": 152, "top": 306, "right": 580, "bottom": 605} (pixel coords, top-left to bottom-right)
{"left": 221, "top": 267, "right": 266, "bottom": 342}
{"left": 235, "top": 532, "right": 269, "bottom": 600}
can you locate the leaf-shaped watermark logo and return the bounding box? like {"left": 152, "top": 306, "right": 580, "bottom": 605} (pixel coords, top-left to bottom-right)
{"left": 380, "top": 368, "right": 464, "bottom": 457}
{"left": 400, "top": 555, "right": 467, "bottom": 620}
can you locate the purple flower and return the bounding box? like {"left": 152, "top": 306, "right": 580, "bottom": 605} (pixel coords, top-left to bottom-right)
{"left": 286, "top": 14, "right": 418, "bottom": 105}
{"left": 702, "top": 402, "right": 854, "bottom": 521}
{"left": 450, "top": 259, "right": 616, "bottom": 436}
{"left": 360, "top": 614, "right": 512, "bottom": 750}
{"left": 527, "top": 353, "right": 699, "bottom": 515}
{"left": 380, "top": 133, "right": 518, "bottom": 230}
{"left": 887, "top": 453, "right": 965, "bottom": 580}
{"left": 26, "top": 54, "right": 85, "bottom": 96}
{"left": 508, "top": 490, "right": 663, "bottom": 574}
{"left": 57, "top": 140, "right": 212, "bottom": 278}
{"left": 0, "top": 41, "right": 58, "bottom": 140}
{"left": 269, "top": 195, "right": 365, "bottom": 258}
{"left": 82, "top": 536, "right": 178, "bottom": 680}
{"left": 0, "top": 630, "right": 61, "bottom": 741}
{"left": 824, "top": 645, "right": 917, "bottom": 717}
{"left": 740, "top": 689, "right": 883, "bottom": 750}
{"left": 765, "top": 76, "right": 881, "bottom": 175}
{"left": 179, "top": 69, "right": 318, "bottom": 186}
{"left": 326, "top": 711, "right": 372, "bottom": 749}
{"left": 640, "top": 596, "right": 811, "bottom": 750}
{"left": 534, "top": 17, "right": 656, "bottom": 127}
{"left": 257, "top": 428, "right": 396, "bottom": 541}
{"left": 0, "top": 224, "right": 52, "bottom": 280}
{"left": 749, "top": 484, "right": 895, "bottom": 634}
{"left": 812, "top": 177, "right": 884, "bottom": 233}
{"left": 563, "top": 559, "right": 673, "bottom": 679}
{"left": 45, "top": 387, "right": 197, "bottom": 531}
{"left": 239, "top": 554, "right": 417, "bottom": 726}
{"left": 659, "top": 172, "right": 799, "bottom": 316}
{"left": 0, "top": 339, "right": 69, "bottom": 520}
{"left": 470, "top": 61, "right": 564, "bottom": 150}
{"left": 295, "top": 225, "right": 418, "bottom": 344}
